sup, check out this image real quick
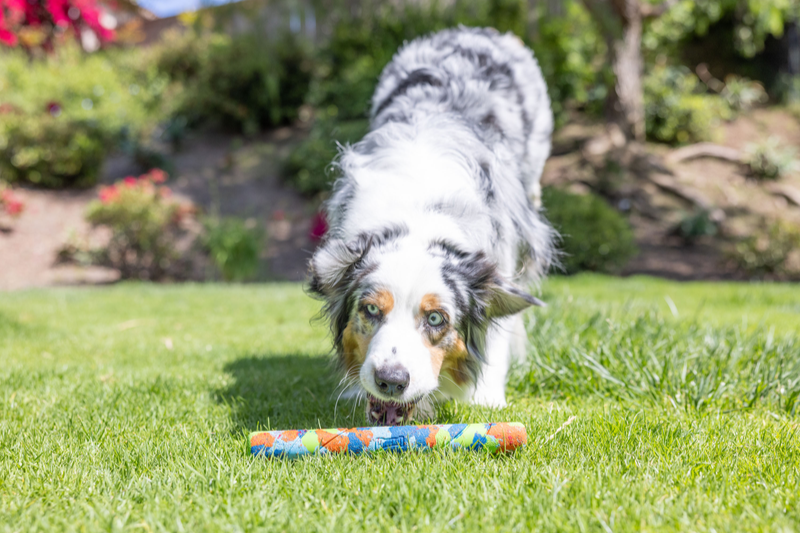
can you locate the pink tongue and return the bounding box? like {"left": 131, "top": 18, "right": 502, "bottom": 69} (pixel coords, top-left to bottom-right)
{"left": 383, "top": 404, "right": 402, "bottom": 425}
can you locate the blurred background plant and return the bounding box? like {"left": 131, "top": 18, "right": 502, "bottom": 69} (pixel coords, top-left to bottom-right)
{"left": 0, "top": 180, "right": 24, "bottom": 218}
{"left": 745, "top": 137, "right": 799, "bottom": 180}
{"left": 729, "top": 220, "right": 800, "bottom": 278}
{"left": 2, "top": 0, "right": 800, "bottom": 286}
{"left": 0, "top": 43, "right": 171, "bottom": 186}
{"left": 542, "top": 187, "right": 638, "bottom": 275}
{"left": 202, "top": 216, "right": 264, "bottom": 281}
{"left": 83, "top": 169, "right": 198, "bottom": 280}
{"left": 644, "top": 65, "right": 733, "bottom": 145}
{"left": 675, "top": 209, "right": 719, "bottom": 245}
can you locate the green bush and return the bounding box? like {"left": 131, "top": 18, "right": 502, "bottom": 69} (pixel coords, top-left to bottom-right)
{"left": 531, "top": 1, "right": 608, "bottom": 126}
{"left": 0, "top": 115, "right": 107, "bottom": 187}
{"left": 745, "top": 137, "right": 798, "bottom": 180}
{"left": 286, "top": 0, "right": 536, "bottom": 196}
{"left": 645, "top": 65, "right": 733, "bottom": 145}
{"left": 284, "top": 117, "right": 369, "bottom": 195}
{"left": 0, "top": 44, "right": 170, "bottom": 187}
{"left": 542, "top": 187, "right": 638, "bottom": 274}
{"left": 156, "top": 30, "right": 314, "bottom": 135}
{"left": 730, "top": 221, "right": 800, "bottom": 278}
{"left": 202, "top": 216, "right": 264, "bottom": 282}
{"left": 85, "top": 169, "right": 193, "bottom": 280}
{"left": 676, "top": 209, "right": 718, "bottom": 244}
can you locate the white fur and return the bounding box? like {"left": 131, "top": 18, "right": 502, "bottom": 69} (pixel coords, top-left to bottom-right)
{"left": 311, "top": 27, "right": 555, "bottom": 413}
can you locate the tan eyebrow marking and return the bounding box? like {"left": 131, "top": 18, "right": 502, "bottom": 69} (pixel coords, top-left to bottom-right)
{"left": 420, "top": 293, "right": 442, "bottom": 314}
{"left": 364, "top": 289, "right": 394, "bottom": 315}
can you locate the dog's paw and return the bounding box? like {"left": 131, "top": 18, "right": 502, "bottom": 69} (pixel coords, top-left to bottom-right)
{"left": 469, "top": 390, "right": 508, "bottom": 409}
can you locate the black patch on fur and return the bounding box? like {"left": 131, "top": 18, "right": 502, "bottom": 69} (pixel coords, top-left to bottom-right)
{"left": 374, "top": 69, "right": 443, "bottom": 118}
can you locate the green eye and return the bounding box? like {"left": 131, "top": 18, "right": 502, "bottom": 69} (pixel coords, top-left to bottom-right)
{"left": 366, "top": 304, "right": 380, "bottom": 316}
{"left": 427, "top": 312, "right": 444, "bottom": 327}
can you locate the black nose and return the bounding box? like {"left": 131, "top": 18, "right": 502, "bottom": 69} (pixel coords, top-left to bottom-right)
{"left": 374, "top": 365, "right": 410, "bottom": 397}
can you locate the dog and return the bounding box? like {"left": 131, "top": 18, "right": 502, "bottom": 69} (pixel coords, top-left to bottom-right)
{"left": 309, "top": 27, "right": 555, "bottom": 425}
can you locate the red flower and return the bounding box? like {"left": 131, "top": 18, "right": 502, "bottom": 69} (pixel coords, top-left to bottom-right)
{"left": 98, "top": 184, "right": 119, "bottom": 203}
{"left": 46, "top": 101, "right": 62, "bottom": 116}
{"left": 123, "top": 176, "right": 137, "bottom": 187}
{"left": 309, "top": 212, "right": 328, "bottom": 242}
{"left": 148, "top": 168, "right": 167, "bottom": 184}
{"left": 1, "top": 189, "right": 25, "bottom": 216}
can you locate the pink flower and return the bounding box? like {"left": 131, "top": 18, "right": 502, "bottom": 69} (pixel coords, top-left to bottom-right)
{"left": 98, "top": 184, "right": 119, "bottom": 203}
{"left": 148, "top": 168, "right": 167, "bottom": 184}
{"left": 123, "top": 176, "right": 138, "bottom": 187}
{"left": 1, "top": 189, "right": 25, "bottom": 216}
{"left": 309, "top": 212, "right": 328, "bottom": 242}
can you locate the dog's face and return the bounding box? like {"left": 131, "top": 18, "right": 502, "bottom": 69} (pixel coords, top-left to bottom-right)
{"left": 310, "top": 229, "right": 542, "bottom": 425}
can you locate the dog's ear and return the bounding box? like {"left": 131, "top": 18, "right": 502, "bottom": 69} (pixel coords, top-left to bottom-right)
{"left": 484, "top": 278, "right": 545, "bottom": 319}
{"left": 448, "top": 249, "right": 545, "bottom": 319}
{"left": 309, "top": 236, "right": 372, "bottom": 299}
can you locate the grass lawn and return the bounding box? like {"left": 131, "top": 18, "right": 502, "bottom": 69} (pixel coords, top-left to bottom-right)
{"left": 1, "top": 275, "right": 799, "bottom": 532}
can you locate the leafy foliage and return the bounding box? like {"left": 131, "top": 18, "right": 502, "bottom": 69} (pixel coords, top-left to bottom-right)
{"left": 530, "top": 1, "right": 607, "bottom": 126}
{"left": 0, "top": 114, "right": 107, "bottom": 187}
{"left": 676, "top": 209, "right": 718, "bottom": 243}
{"left": 283, "top": 116, "right": 368, "bottom": 195}
{"left": 155, "top": 29, "right": 314, "bottom": 135}
{"left": 202, "top": 216, "right": 264, "bottom": 282}
{"left": 85, "top": 169, "right": 196, "bottom": 280}
{"left": 745, "top": 137, "right": 798, "bottom": 180}
{"left": 0, "top": 44, "right": 170, "bottom": 187}
{"left": 730, "top": 220, "right": 800, "bottom": 278}
{"left": 644, "top": 0, "right": 799, "bottom": 59}
{"left": 286, "top": 0, "right": 533, "bottom": 195}
{"left": 542, "top": 187, "right": 638, "bottom": 274}
{"left": 644, "top": 65, "right": 733, "bottom": 144}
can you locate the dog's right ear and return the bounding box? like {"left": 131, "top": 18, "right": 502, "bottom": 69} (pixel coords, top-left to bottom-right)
{"left": 309, "top": 236, "right": 372, "bottom": 298}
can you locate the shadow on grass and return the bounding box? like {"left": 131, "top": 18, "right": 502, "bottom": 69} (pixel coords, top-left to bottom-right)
{"left": 216, "top": 354, "right": 365, "bottom": 434}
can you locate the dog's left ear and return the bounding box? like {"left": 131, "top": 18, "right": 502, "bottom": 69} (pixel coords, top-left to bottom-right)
{"left": 485, "top": 278, "right": 545, "bottom": 319}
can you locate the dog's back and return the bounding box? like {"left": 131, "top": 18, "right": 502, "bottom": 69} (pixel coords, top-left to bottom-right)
{"left": 370, "top": 27, "right": 553, "bottom": 206}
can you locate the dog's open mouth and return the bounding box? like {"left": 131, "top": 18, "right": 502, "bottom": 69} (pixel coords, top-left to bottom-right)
{"left": 367, "top": 394, "right": 416, "bottom": 426}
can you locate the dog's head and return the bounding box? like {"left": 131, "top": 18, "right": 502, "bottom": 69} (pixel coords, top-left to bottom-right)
{"left": 310, "top": 225, "right": 542, "bottom": 425}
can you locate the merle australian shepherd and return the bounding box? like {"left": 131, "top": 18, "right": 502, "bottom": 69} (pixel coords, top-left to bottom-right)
{"left": 309, "top": 27, "right": 556, "bottom": 425}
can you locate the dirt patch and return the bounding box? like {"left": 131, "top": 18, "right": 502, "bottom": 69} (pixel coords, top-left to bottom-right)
{"left": 1, "top": 126, "right": 319, "bottom": 291}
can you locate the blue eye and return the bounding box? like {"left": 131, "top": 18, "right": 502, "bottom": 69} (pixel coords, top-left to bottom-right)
{"left": 366, "top": 304, "right": 380, "bottom": 316}
{"left": 427, "top": 312, "right": 444, "bottom": 327}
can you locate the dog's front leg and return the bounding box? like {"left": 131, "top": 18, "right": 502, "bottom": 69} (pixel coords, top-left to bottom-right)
{"left": 470, "top": 317, "right": 515, "bottom": 408}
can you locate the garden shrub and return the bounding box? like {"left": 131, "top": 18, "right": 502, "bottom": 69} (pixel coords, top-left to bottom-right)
{"left": 286, "top": 0, "right": 534, "bottom": 196}
{"left": 284, "top": 117, "right": 369, "bottom": 195}
{"left": 676, "top": 209, "right": 718, "bottom": 244}
{"left": 645, "top": 65, "right": 733, "bottom": 145}
{"left": 85, "top": 169, "right": 197, "bottom": 280}
{"left": 0, "top": 44, "right": 170, "bottom": 187}
{"left": 202, "top": 216, "right": 264, "bottom": 282}
{"left": 730, "top": 221, "right": 800, "bottom": 278}
{"left": 531, "top": 1, "right": 607, "bottom": 126}
{"left": 155, "top": 30, "right": 314, "bottom": 135}
{"left": 744, "top": 137, "right": 798, "bottom": 180}
{"left": 0, "top": 115, "right": 107, "bottom": 187}
{"left": 542, "top": 187, "right": 638, "bottom": 274}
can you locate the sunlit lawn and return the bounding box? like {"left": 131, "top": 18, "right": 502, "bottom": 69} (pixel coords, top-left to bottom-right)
{"left": 1, "top": 275, "right": 798, "bottom": 532}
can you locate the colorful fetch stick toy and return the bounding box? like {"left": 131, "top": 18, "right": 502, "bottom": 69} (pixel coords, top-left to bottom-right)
{"left": 250, "top": 422, "right": 526, "bottom": 459}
